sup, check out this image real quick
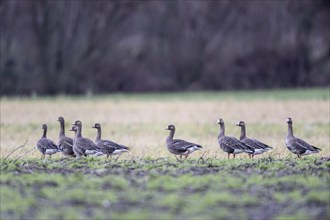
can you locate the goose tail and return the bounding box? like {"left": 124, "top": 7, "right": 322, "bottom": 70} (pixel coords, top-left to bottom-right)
{"left": 312, "top": 146, "right": 322, "bottom": 152}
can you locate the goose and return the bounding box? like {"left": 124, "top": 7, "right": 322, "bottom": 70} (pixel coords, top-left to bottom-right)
{"left": 92, "top": 123, "right": 129, "bottom": 158}
{"left": 36, "top": 124, "right": 61, "bottom": 159}
{"left": 57, "top": 116, "right": 75, "bottom": 157}
{"left": 236, "top": 121, "right": 273, "bottom": 158}
{"left": 166, "top": 124, "right": 202, "bottom": 159}
{"left": 70, "top": 120, "right": 103, "bottom": 158}
{"left": 216, "top": 118, "right": 253, "bottom": 159}
{"left": 286, "top": 117, "right": 321, "bottom": 158}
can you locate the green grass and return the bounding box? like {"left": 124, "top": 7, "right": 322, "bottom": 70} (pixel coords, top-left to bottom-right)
{"left": 1, "top": 157, "right": 329, "bottom": 220}
{"left": 1, "top": 88, "right": 329, "bottom": 219}
{"left": 1, "top": 87, "right": 329, "bottom": 101}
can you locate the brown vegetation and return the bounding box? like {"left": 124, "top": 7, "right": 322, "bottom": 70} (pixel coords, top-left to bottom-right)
{"left": 1, "top": 93, "right": 328, "bottom": 159}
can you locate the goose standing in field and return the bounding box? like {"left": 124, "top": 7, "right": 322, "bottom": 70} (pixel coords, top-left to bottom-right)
{"left": 236, "top": 121, "right": 273, "bottom": 158}
{"left": 36, "top": 124, "right": 61, "bottom": 159}
{"left": 57, "top": 116, "right": 75, "bottom": 157}
{"left": 70, "top": 120, "right": 103, "bottom": 158}
{"left": 92, "top": 123, "right": 130, "bottom": 159}
{"left": 216, "top": 118, "right": 253, "bottom": 159}
{"left": 166, "top": 124, "right": 202, "bottom": 159}
{"left": 285, "top": 117, "right": 321, "bottom": 158}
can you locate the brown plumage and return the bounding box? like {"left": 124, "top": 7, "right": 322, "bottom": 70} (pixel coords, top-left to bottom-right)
{"left": 57, "top": 116, "right": 75, "bottom": 157}
{"left": 36, "top": 124, "right": 60, "bottom": 159}
{"left": 92, "top": 123, "right": 130, "bottom": 158}
{"left": 70, "top": 120, "right": 102, "bottom": 158}
{"left": 236, "top": 121, "right": 273, "bottom": 158}
{"left": 165, "top": 124, "right": 202, "bottom": 159}
{"left": 216, "top": 118, "right": 253, "bottom": 159}
{"left": 285, "top": 117, "right": 321, "bottom": 158}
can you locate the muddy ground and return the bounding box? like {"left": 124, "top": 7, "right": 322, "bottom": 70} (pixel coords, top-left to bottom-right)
{"left": 1, "top": 157, "right": 329, "bottom": 219}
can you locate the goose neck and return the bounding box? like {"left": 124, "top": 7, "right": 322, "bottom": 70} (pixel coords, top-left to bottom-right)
{"left": 219, "top": 123, "right": 225, "bottom": 137}
{"left": 95, "top": 128, "right": 102, "bottom": 143}
{"left": 59, "top": 121, "right": 65, "bottom": 136}
{"left": 240, "top": 125, "right": 246, "bottom": 140}
{"left": 76, "top": 125, "right": 82, "bottom": 138}
{"left": 42, "top": 127, "right": 47, "bottom": 138}
{"left": 287, "top": 123, "right": 294, "bottom": 138}
{"left": 166, "top": 130, "right": 175, "bottom": 143}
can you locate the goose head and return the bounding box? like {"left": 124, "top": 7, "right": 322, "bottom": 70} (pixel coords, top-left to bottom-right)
{"left": 236, "top": 121, "right": 245, "bottom": 127}
{"left": 57, "top": 116, "right": 64, "bottom": 123}
{"left": 72, "top": 120, "right": 82, "bottom": 127}
{"left": 92, "top": 123, "right": 101, "bottom": 129}
{"left": 216, "top": 118, "right": 224, "bottom": 125}
{"left": 69, "top": 125, "right": 77, "bottom": 132}
{"left": 165, "top": 124, "right": 175, "bottom": 131}
{"left": 286, "top": 117, "right": 293, "bottom": 125}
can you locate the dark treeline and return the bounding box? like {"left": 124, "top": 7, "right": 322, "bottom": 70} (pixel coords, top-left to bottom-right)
{"left": 1, "top": 0, "right": 329, "bottom": 95}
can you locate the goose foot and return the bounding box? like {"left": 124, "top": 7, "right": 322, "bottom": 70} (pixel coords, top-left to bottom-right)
{"left": 114, "top": 155, "right": 120, "bottom": 162}
{"left": 175, "top": 155, "right": 183, "bottom": 163}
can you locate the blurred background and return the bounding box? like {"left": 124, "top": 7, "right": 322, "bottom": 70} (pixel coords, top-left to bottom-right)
{"left": 1, "top": 0, "right": 329, "bottom": 96}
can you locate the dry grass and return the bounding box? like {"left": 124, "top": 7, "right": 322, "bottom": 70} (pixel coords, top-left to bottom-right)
{"left": 1, "top": 90, "right": 329, "bottom": 159}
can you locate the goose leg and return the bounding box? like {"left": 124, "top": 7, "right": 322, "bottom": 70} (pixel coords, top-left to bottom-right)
{"left": 227, "top": 153, "right": 230, "bottom": 159}
{"left": 185, "top": 154, "right": 188, "bottom": 159}
{"left": 115, "top": 155, "right": 120, "bottom": 161}
{"left": 175, "top": 155, "right": 182, "bottom": 163}
{"left": 233, "top": 154, "right": 236, "bottom": 159}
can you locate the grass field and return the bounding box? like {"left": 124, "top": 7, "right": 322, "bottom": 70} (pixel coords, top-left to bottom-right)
{"left": 0, "top": 88, "right": 329, "bottom": 159}
{"left": 1, "top": 157, "right": 329, "bottom": 219}
{"left": 1, "top": 88, "right": 330, "bottom": 219}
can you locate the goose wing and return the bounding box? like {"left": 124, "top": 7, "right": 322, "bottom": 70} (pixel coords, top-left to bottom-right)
{"left": 295, "top": 138, "right": 321, "bottom": 152}
{"left": 245, "top": 138, "right": 272, "bottom": 150}
{"left": 38, "top": 138, "right": 59, "bottom": 151}
{"left": 60, "top": 137, "right": 75, "bottom": 156}
{"left": 171, "top": 139, "right": 200, "bottom": 152}
{"left": 77, "top": 138, "right": 99, "bottom": 151}
{"left": 101, "top": 140, "right": 130, "bottom": 150}
{"left": 59, "top": 136, "right": 73, "bottom": 149}
{"left": 221, "top": 136, "right": 246, "bottom": 150}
